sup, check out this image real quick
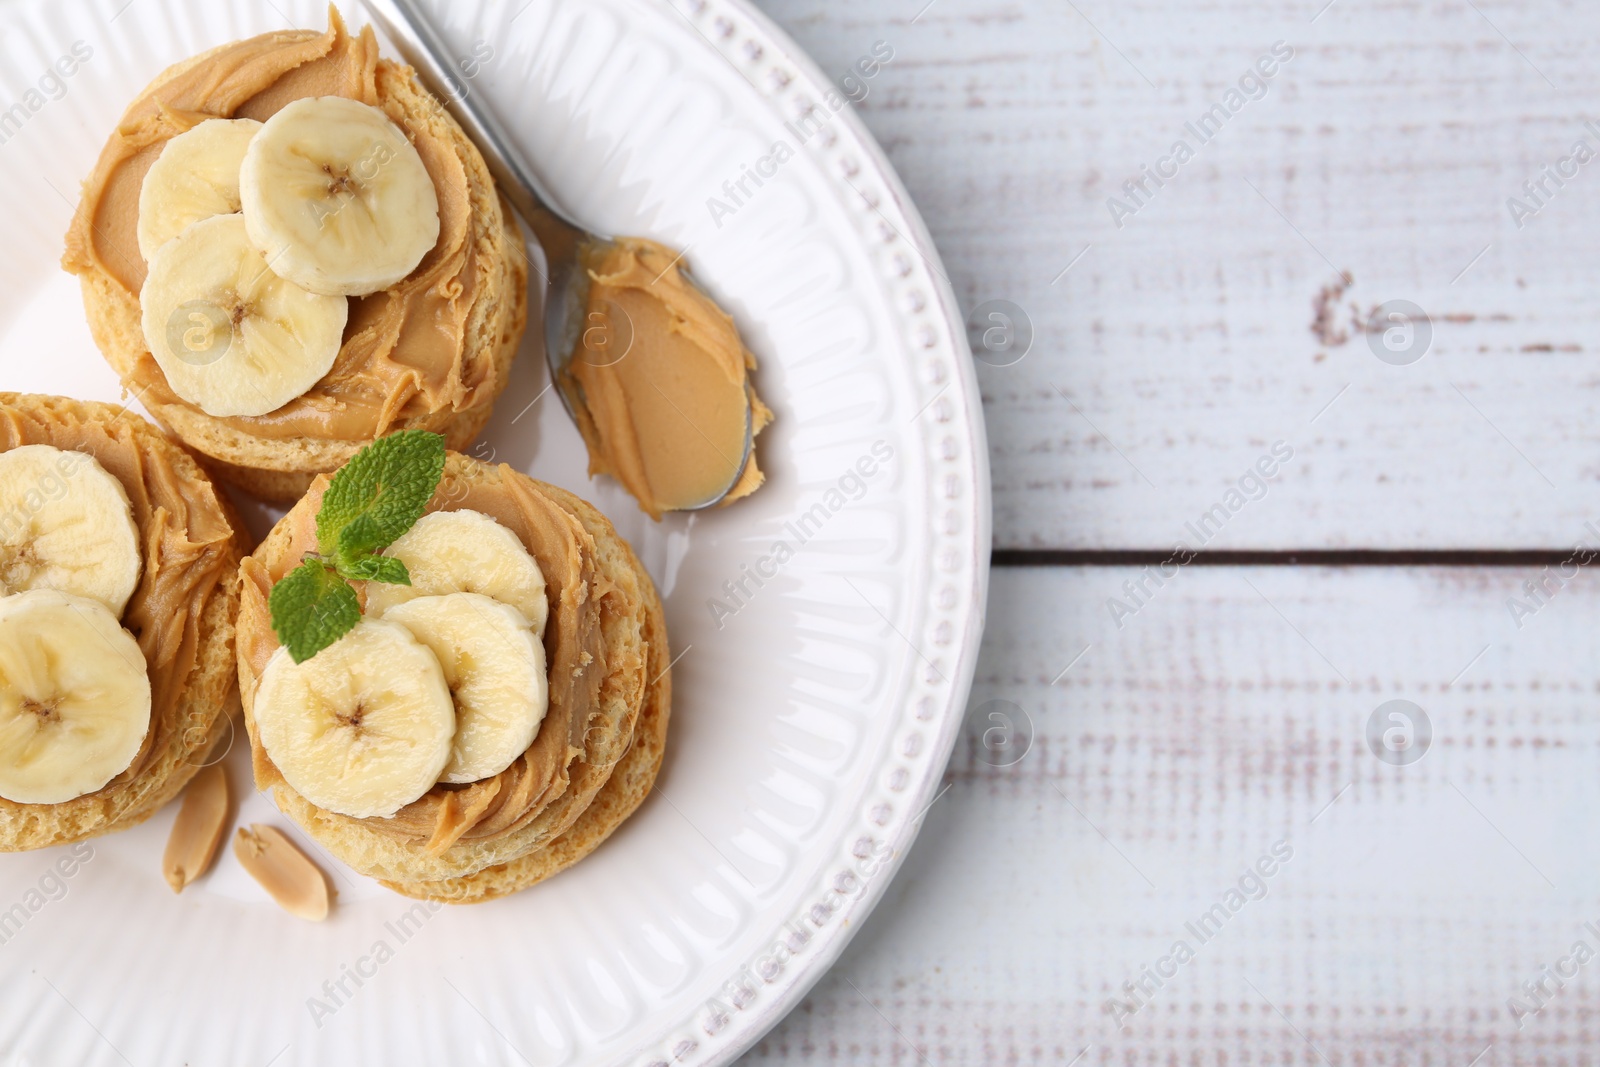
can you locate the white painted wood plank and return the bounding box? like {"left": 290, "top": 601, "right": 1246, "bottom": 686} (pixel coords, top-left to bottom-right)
{"left": 755, "top": 0, "right": 1600, "bottom": 549}
{"left": 741, "top": 565, "right": 1600, "bottom": 1063}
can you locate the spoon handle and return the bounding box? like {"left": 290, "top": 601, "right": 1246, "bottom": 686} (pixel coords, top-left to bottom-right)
{"left": 358, "top": 0, "right": 590, "bottom": 256}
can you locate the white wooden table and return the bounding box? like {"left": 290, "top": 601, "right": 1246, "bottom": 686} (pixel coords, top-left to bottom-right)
{"left": 744, "top": 1, "right": 1600, "bottom": 1062}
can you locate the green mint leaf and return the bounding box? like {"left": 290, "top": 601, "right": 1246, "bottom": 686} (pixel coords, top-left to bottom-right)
{"left": 338, "top": 553, "right": 412, "bottom": 586}
{"left": 269, "top": 560, "right": 361, "bottom": 664}
{"left": 316, "top": 430, "right": 447, "bottom": 559}
{"left": 276, "top": 431, "right": 443, "bottom": 663}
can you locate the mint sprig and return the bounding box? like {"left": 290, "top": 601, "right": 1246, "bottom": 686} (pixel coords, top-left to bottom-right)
{"left": 270, "top": 560, "right": 361, "bottom": 664}
{"left": 339, "top": 553, "right": 413, "bottom": 585}
{"left": 269, "top": 431, "right": 447, "bottom": 663}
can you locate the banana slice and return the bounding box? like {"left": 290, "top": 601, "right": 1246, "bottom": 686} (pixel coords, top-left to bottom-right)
{"left": 0, "top": 444, "right": 142, "bottom": 617}
{"left": 385, "top": 593, "right": 548, "bottom": 785}
{"left": 0, "top": 590, "right": 151, "bottom": 805}
{"left": 364, "top": 510, "right": 548, "bottom": 633}
{"left": 140, "top": 214, "right": 348, "bottom": 418}
{"left": 253, "top": 619, "right": 454, "bottom": 819}
{"left": 240, "top": 96, "right": 440, "bottom": 297}
{"left": 136, "top": 117, "right": 262, "bottom": 261}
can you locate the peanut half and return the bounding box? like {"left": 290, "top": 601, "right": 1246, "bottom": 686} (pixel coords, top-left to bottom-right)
{"left": 233, "top": 824, "right": 331, "bottom": 921}
{"left": 162, "top": 762, "right": 229, "bottom": 892}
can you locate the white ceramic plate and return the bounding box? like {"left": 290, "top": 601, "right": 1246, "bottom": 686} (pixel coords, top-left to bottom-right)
{"left": 0, "top": 0, "right": 988, "bottom": 1063}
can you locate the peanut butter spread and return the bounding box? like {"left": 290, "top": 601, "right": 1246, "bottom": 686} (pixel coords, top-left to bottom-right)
{"left": 562, "top": 238, "right": 771, "bottom": 519}
{"left": 238, "top": 465, "right": 610, "bottom": 853}
{"left": 0, "top": 404, "right": 238, "bottom": 785}
{"left": 62, "top": 10, "right": 495, "bottom": 442}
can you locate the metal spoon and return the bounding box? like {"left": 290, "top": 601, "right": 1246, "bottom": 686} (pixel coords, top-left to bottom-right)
{"left": 360, "top": 0, "right": 754, "bottom": 510}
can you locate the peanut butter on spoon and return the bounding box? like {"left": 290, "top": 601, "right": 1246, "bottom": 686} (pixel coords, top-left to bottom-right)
{"left": 558, "top": 238, "right": 771, "bottom": 520}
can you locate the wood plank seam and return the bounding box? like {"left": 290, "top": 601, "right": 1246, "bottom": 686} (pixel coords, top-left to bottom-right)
{"left": 993, "top": 549, "right": 1594, "bottom": 567}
